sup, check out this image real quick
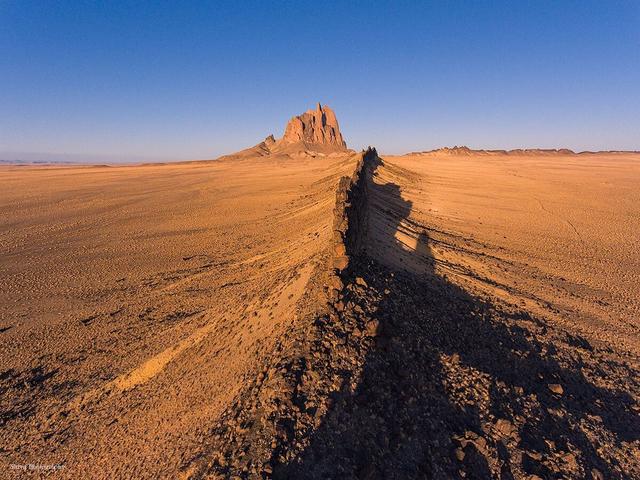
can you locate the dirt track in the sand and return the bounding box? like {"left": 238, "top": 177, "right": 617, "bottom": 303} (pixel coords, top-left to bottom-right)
{"left": 1, "top": 150, "right": 639, "bottom": 479}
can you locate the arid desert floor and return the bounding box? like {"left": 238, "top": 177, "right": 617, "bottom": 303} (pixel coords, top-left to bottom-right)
{"left": 1, "top": 148, "right": 639, "bottom": 479}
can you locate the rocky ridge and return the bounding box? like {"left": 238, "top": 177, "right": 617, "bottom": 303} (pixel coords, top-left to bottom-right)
{"left": 177, "top": 146, "right": 638, "bottom": 479}
{"left": 406, "top": 146, "right": 640, "bottom": 156}
{"left": 179, "top": 148, "right": 376, "bottom": 478}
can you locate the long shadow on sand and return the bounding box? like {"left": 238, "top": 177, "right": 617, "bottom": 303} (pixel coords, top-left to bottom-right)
{"left": 278, "top": 156, "right": 638, "bottom": 479}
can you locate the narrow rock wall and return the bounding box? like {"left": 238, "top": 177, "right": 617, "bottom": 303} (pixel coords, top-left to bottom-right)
{"left": 189, "top": 148, "right": 634, "bottom": 480}
{"left": 327, "top": 147, "right": 378, "bottom": 299}
{"left": 188, "top": 149, "right": 381, "bottom": 479}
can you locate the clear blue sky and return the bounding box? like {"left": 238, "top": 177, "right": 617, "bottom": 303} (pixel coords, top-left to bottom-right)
{"left": 1, "top": 1, "right": 639, "bottom": 161}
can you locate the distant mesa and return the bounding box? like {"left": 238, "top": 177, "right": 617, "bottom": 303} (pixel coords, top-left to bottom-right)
{"left": 408, "top": 146, "right": 582, "bottom": 157}
{"left": 279, "top": 103, "right": 347, "bottom": 150}
{"left": 219, "top": 103, "right": 349, "bottom": 160}
{"left": 221, "top": 106, "right": 637, "bottom": 162}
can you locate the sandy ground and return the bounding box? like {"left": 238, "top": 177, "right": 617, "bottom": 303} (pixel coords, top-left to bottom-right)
{"left": 380, "top": 151, "right": 640, "bottom": 351}
{"left": 0, "top": 153, "right": 356, "bottom": 478}
{"left": 1, "top": 149, "right": 639, "bottom": 478}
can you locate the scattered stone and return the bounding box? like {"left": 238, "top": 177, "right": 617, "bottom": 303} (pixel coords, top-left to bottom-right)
{"left": 547, "top": 407, "right": 564, "bottom": 417}
{"left": 464, "top": 430, "right": 479, "bottom": 440}
{"left": 561, "top": 452, "right": 578, "bottom": 469}
{"left": 333, "top": 255, "right": 349, "bottom": 271}
{"left": 328, "top": 275, "right": 343, "bottom": 291}
{"left": 365, "top": 319, "right": 380, "bottom": 337}
{"left": 494, "top": 418, "right": 515, "bottom": 437}
{"left": 527, "top": 451, "right": 543, "bottom": 461}
{"left": 548, "top": 383, "right": 564, "bottom": 395}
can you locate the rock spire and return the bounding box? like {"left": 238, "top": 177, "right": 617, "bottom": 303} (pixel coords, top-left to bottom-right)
{"left": 279, "top": 103, "right": 347, "bottom": 149}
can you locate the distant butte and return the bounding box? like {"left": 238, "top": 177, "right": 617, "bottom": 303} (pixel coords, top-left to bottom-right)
{"left": 218, "top": 104, "right": 349, "bottom": 160}
{"left": 278, "top": 103, "right": 347, "bottom": 150}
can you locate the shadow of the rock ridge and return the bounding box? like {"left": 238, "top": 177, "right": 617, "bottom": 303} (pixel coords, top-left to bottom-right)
{"left": 278, "top": 156, "right": 638, "bottom": 479}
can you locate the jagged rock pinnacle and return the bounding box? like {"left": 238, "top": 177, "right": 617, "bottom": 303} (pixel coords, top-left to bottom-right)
{"left": 264, "top": 134, "right": 276, "bottom": 147}
{"left": 279, "top": 104, "right": 347, "bottom": 149}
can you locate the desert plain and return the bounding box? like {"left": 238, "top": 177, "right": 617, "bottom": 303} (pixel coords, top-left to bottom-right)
{"left": 1, "top": 106, "right": 639, "bottom": 479}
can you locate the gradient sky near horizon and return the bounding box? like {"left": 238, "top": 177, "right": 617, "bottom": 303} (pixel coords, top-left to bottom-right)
{"left": 1, "top": 1, "right": 639, "bottom": 162}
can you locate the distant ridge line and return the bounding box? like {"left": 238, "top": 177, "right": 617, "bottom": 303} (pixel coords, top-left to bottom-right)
{"left": 406, "top": 146, "right": 640, "bottom": 156}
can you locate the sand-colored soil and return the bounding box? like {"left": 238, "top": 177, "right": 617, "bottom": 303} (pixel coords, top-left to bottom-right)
{"left": 379, "top": 151, "right": 640, "bottom": 350}
{"left": 1, "top": 149, "right": 639, "bottom": 479}
{"left": 0, "top": 153, "right": 356, "bottom": 478}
